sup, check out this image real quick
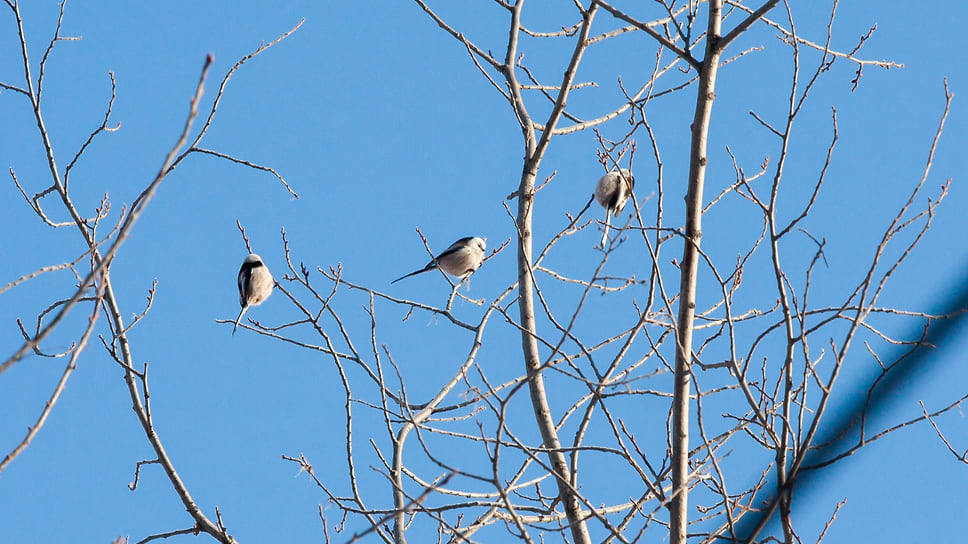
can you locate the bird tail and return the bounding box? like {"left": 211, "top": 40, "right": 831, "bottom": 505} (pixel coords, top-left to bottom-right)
{"left": 391, "top": 263, "right": 436, "bottom": 284}
{"left": 233, "top": 306, "right": 248, "bottom": 335}
{"left": 600, "top": 211, "right": 612, "bottom": 248}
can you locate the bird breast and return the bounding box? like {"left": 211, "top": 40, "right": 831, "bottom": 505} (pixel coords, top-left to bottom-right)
{"left": 246, "top": 267, "right": 274, "bottom": 306}
{"left": 595, "top": 170, "right": 632, "bottom": 214}
{"left": 439, "top": 245, "right": 485, "bottom": 277}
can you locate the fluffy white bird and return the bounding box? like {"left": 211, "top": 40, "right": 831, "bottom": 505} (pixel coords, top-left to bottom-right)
{"left": 595, "top": 168, "right": 635, "bottom": 247}
{"left": 392, "top": 236, "right": 487, "bottom": 284}
{"left": 234, "top": 253, "right": 274, "bottom": 335}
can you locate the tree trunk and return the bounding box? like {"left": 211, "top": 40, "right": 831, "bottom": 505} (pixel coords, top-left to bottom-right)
{"left": 670, "top": 2, "right": 724, "bottom": 543}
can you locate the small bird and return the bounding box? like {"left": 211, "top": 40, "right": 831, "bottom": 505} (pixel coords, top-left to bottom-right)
{"left": 595, "top": 168, "right": 635, "bottom": 247}
{"left": 234, "top": 253, "right": 274, "bottom": 335}
{"left": 392, "top": 236, "right": 487, "bottom": 284}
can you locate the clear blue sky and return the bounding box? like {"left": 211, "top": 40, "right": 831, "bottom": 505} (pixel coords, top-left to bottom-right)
{"left": 2, "top": 2, "right": 967, "bottom": 543}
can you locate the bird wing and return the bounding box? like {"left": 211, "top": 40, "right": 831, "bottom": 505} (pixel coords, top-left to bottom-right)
{"left": 436, "top": 237, "right": 475, "bottom": 260}
{"left": 238, "top": 266, "right": 250, "bottom": 306}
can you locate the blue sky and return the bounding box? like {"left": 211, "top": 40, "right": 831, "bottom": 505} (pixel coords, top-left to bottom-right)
{"left": 2, "top": 1, "right": 967, "bottom": 543}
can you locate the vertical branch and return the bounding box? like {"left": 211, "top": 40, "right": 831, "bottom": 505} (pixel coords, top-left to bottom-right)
{"left": 508, "top": 3, "right": 598, "bottom": 544}
{"left": 770, "top": 4, "right": 802, "bottom": 539}
{"left": 670, "top": 2, "right": 724, "bottom": 543}
{"left": 389, "top": 312, "right": 492, "bottom": 543}
{"left": 103, "top": 56, "right": 243, "bottom": 544}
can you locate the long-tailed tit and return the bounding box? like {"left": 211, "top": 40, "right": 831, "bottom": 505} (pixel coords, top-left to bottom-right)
{"left": 234, "top": 253, "right": 274, "bottom": 335}
{"left": 392, "top": 236, "right": 487, "bottom": 284}
{"left": 595, "top": 168, "right": 635, "bottom": 247}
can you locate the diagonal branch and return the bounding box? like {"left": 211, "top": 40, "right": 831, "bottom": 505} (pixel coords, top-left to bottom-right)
{"left": 717, "top": 0, "right": 780, "bottom": 51}
{"left": 594, "top": 0, "right": 701, "bottom": 70}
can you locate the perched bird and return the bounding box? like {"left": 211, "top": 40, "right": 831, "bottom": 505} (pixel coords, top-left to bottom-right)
{"left": 392, "top": 236, "right": 487, "bottom": 284}
{"left": 234, "top": 253, "right": 274, "bottom": 335}
{"left": 595, "top": 168, "right": 635, "bottom": 247}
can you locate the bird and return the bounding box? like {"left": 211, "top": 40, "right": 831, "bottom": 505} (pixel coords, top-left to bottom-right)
{"left": 595, "top": 168, "right": 635, "bottom": 247}
{"left": 234, "top": 253, "right": 274, "bottom": 335}
{"left": 392, "top": 236, "right": 487, "bottom": 284}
